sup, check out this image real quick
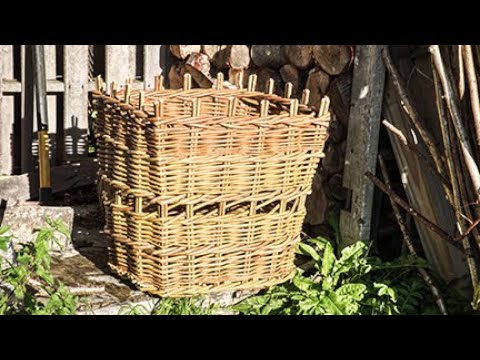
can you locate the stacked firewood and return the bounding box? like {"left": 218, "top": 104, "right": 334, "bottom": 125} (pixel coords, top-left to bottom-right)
{"left": 168, "top": 45, "right": 355, "bottom": 226}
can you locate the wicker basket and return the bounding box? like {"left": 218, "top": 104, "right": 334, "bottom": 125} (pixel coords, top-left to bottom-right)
{"left": 92, "top": 74, "right": 330, "bottom": 297}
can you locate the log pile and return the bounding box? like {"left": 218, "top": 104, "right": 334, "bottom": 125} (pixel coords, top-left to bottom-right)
{"left": 168, "top": 45, "right": 355, "bottom": 227}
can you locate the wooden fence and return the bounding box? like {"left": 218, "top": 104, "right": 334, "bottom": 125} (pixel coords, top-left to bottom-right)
{"left": 0, "top": 45, "right": 168, "bottom": 176}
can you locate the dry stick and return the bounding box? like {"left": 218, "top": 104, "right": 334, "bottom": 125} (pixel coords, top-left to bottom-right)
{"left": 458, "top": 45, "right": 466, "bottom": 100}
{"left": 365, "top": 171, "right": 463, "bottom": 251}
{"left": 382, "top": 48, "right": 448, "bottom": 180}
{"left": 430, "top": 45, "right": 480, "bottom": 197}
{"left": 462, "top": 45, "right": 480, "bottom": 147}
{"left": 383, "top": 120, "right": 452, "bottom": 197}
{"left": 433, "top": 64, "right": 464, "bottom": 220}
{"left": 68, "top": 286, "right": 106, "bottom": 296}
{"left": 451, "top": 125, "right": 480, "bottom": 287}
{"left": 458, "top": 218, "right": 480, "bottom": 242}
{"left": 378, "top": 154, "right": 448, "bottom": 315}
{"left": 432, "top": 63, "right": 480, "bottom": 287}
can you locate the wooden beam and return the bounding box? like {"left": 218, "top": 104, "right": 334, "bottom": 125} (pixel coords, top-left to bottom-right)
{"left": 64, "top": 45, "right": 89, "bottom": 161}
{"left": 0, "top": 45, "right": 15, "bottom": 175}
{"left": 144, "top": 45, "right": 162, "bottom": 89}
{"left": 45, "top": 45, "right": 58, "bottom": 165}
{"left": 339, "top": 45, "right": 387, "bottom": 247}
{"left": 105, "top": 45, "right": 136, "bottom": 86}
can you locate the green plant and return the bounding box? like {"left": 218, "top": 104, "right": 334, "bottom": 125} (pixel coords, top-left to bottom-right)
{"left": 233, "top": 238, "right": 436, "bottom": 315}
{"left": 0, "top": 219, "right": 77, "bottom": 315}
{"left": 151, "top": 297, "right": 216, "bottom": 315}
{"left": 118, "top": 297, "right": 217, "bottom": 315}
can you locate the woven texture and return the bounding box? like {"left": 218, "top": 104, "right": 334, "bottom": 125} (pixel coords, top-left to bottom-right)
{"left": 92, "top": 80, "right": 330, "bottom": 297}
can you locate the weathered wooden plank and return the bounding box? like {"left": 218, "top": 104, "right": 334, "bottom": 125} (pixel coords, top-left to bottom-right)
{"left": 105, "top": 45, "right": 136, "bottom": 87}
{"left": 0, "top": 158, "right": 98, "bottom": 204}
{"left": 339, "top": 45, "right": 387, "bottom": 247}
{"left": 64, "top": 45, "right": 89, "bottom": 161}
{"left": 0, "top": 45, "right": 15, "bottom": 175}
{"left": 2, "top": 79, "right": 64, "bottom": 93}
{"left": 45, "top": 45, "right": 58, "bottom": 165}
{"left": 144, "top": 45, "right": 162, "bottom": 89}
{"left": 22, "top": 45, "right": 35, "bottom": 174}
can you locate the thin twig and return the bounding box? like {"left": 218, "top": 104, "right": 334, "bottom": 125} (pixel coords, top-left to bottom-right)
{"left": 462, "top": 45, "right": 480, "bottom": 147}
{"left": 458, "top": 45, "right": 466, "bottom": 100}
{"left": 378, "top": 154, "right": 448, "bottom": 315}
{"left": 456, "top": 218, "right": 480, "bottom": 242}
{"left": 67, "top": 286, "right": 105, "bottom": 296}
{"left": 430, "top": 45, "right": 480, "bottom": 198}
{"left": 365, "top": 171, "right": 463, "bottom": 251}
{"left": 382, "top": 48, "right": 448, "bottom": 180}
{"left": 383, "top": 120, "right": 452, "bottom": 198}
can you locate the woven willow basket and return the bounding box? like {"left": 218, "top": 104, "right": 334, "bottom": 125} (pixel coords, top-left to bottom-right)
{"left": 92, "top": 74, "right": 330, "bottom": 297}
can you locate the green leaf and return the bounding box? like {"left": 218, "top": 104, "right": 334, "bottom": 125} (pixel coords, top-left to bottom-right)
{"left": 321, "top": 241, "right": 336, "bottom": 278}
{"left": 297, "top": 243, "right": 321, "bottom": 262}
{"left": 339, "top": 242, "right": 367, "bottom": 265}
{"left": 319, "top": 292, "right": 348, "bottom": 315}
{"left": 336, "top": 283, "right": 367, "bottom": 302}
{"left": 375, "top": 283, "right": 397, "bottom": 302}
{"left": 0, "top": 226, "right": 10, "bottom": 236}
{"left": 292, "top": 275, "right": 316, "bottom": 292}
{"left": 51, "top": 219, "right": 72, "bottom": 242}
{"left": 0, "top": 236, "right": 10, "bottom": 252}
{"left": 0, "top": 226, "right": 12, "bottom": 251}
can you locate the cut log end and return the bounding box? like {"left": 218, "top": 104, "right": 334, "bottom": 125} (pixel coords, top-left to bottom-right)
{"left": 312, "top": 45, "right": 353, "bottom": 76}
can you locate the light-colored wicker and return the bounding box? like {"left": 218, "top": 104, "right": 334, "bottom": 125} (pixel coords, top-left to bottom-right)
{"left": 92, "top": 74, "right": 330, "bottom": 297}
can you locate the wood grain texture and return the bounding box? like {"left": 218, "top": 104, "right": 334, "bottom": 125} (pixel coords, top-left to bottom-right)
{"left": 64, "top": 46, "right": 89, "bottom": 160}
{"left": 340, "top": 45, "right": 386, "bottom": 247}
{"left": 0, "top": 45, "right": 14, "bottom": 175}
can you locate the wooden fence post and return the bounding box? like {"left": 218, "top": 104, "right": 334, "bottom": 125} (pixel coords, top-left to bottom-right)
{"left": 144, "top": 45, "right": 163, "bottom": 89}
{"left": 339, "top": 45, "right": 387, "bottom": 248}
{"left": 105, "top": 45, "right": 136, "bottom": 87}
{"left": 64, "top": 45, "right": 90, "bottom": 160}
{"left": 0, "top": 45, "right": 15, "bottom": 175}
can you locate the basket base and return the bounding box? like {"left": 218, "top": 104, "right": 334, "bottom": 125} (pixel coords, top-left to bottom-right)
{"left": 108, "top": 262, "right": 296, "bottom": 298}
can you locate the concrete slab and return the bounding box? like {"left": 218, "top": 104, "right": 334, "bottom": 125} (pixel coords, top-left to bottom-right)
{"left": 0, "top": 203, "right": 75, "bottom": 262}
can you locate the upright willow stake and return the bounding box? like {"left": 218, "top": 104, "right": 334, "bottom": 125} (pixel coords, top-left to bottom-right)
{"left": 378, "top": 154, "right": 448, "bottom": 315}
{"left": 430, "top": 45, "right": 480, "bottom": 198}
{"left": 462, "top": 45, "right": 480, "bottom": 147}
